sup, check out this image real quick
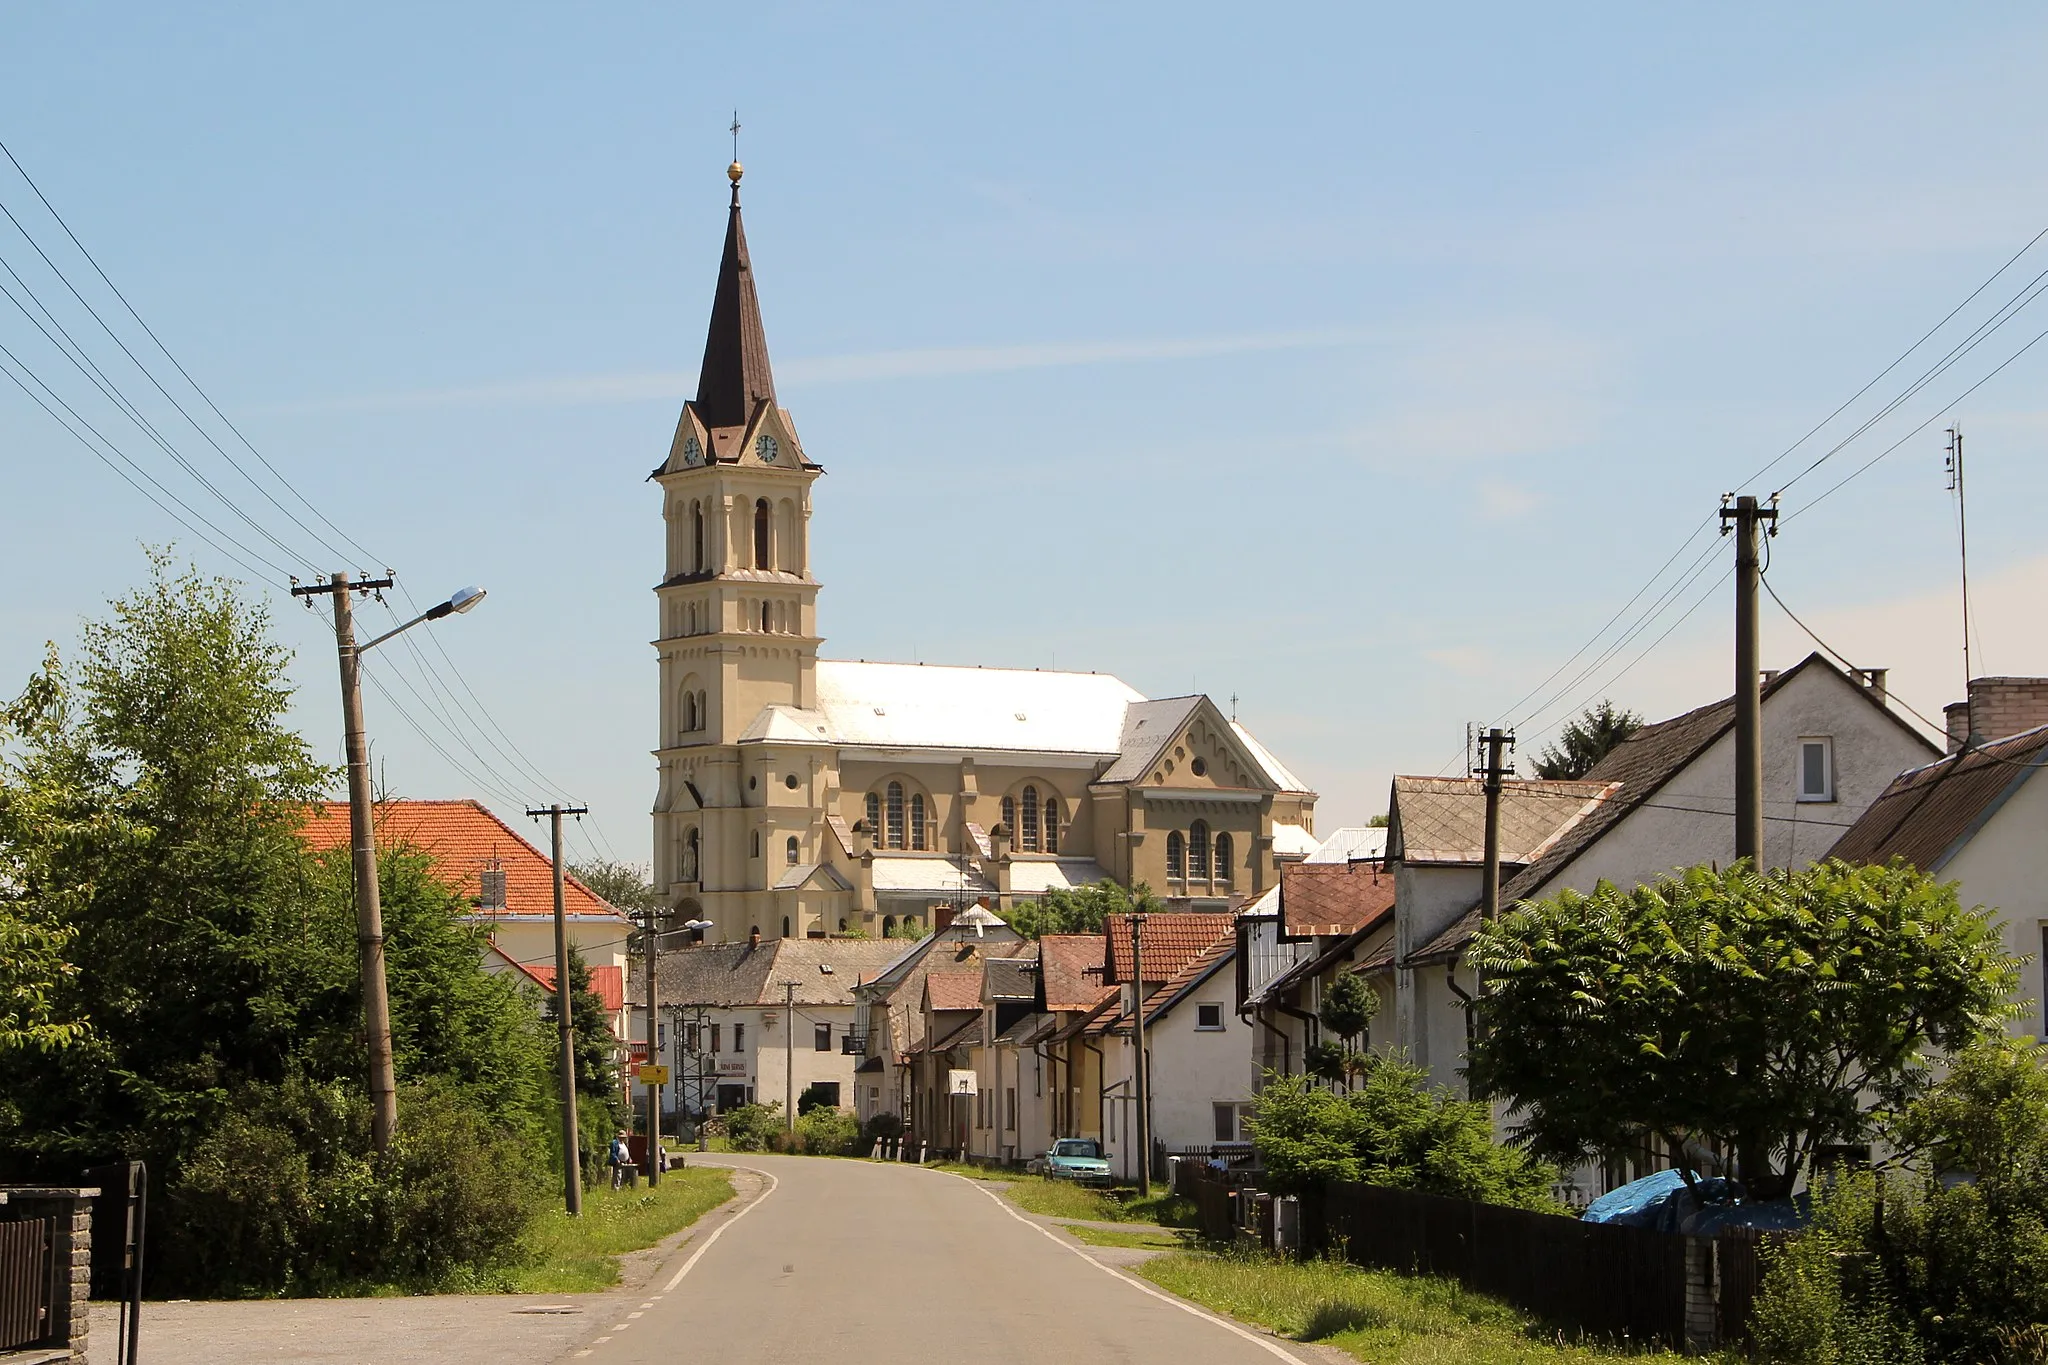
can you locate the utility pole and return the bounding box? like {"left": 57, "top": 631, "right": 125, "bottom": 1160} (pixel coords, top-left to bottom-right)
{"left": 784, "top": 980, "right": 797, "bottom": 1138}
{"left": 1129, "top": 911, "right": 1150, "bottom": 1194}
{"left": 1946, "top": 424, "right": 1975, "bottom": 712}
{"left": 642, "top": 904, "right": 661, "bottom": 1186}
{"left": 1476, "top": 727, "right": 1515, "bottom": 924}
{"left": 529, "top": 803, "right": 589, "bottom": 1215}
{"left": 1719, "top": 496, "right": 1778, "bottom": 864}
{"left": 293, "top": 571, "right": 399, "bottom": 1155}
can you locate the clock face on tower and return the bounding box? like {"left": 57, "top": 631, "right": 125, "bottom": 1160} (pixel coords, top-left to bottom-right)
{"left": 681, "top": 437, "right": 703, "bottom": 468}
{"left": 756, "top": 434, "right": 779, "bottom": 464}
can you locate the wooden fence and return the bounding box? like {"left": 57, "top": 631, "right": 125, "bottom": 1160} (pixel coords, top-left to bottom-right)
{"left": 1321, "top": 1181, "right": 1695, "bottom": 1349}
{"left": 0, "top": 1217, "right": 54, "bottom": 1351}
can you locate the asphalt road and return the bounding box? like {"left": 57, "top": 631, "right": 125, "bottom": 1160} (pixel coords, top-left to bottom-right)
{"left": 567, "top": 1155, "right": 1312, "bottom": 1365}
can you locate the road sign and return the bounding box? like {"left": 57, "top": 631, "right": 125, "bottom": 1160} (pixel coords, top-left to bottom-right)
{"left": 637, "top": 1064, "right": 671, "bottom": 1084}
{"left": 947, "top": 1069, "right": 976, "bottom": 1096}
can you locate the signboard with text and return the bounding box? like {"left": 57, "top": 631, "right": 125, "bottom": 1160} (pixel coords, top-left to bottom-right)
{"left": 636, "top": 1064, "right": 670, "bottom": 1085}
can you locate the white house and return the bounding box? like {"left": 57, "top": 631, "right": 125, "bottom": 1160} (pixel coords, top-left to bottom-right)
{"left": 630, "top": 934, "right": 905, "bottom": 1122}
{"left": 1831, "top": 676, "right": 2048, "bottom": 1041}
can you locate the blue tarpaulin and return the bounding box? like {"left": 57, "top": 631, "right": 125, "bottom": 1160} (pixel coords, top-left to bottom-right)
{"left": 1581, "top": 1168, "right": 1809, "bottom": 1234}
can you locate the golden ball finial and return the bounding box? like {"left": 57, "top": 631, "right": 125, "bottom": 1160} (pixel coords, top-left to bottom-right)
{"left": 728, "top": 160, "right": 744, "bottom": 185}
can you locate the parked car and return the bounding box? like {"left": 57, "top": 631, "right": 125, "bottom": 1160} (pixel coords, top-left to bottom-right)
{"left": 1028, "top": 1137, "right": 1112, "bottom": 1186}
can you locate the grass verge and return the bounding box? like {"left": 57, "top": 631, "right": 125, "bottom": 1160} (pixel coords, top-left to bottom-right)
{"left": 1000, "top": 1176, "right": 1196, "bottom": 1228}
{"left": 496, "top": 1167, "right": 735, "bottom": 1293}
{"left": 1138, "top": 1251, "right": 1696, "bottom": 1364}
{"left": 1063, "top": 1223, "right": 1190, "bottom": 1250}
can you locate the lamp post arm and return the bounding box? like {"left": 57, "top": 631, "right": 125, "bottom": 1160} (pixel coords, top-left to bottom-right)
{"left": 358, "top": 609, "right": 434, "bottom": 654}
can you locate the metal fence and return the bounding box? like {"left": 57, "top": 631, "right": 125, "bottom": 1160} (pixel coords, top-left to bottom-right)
{"left": 0, "top": 1216, "right": 54, "bottom": 1351}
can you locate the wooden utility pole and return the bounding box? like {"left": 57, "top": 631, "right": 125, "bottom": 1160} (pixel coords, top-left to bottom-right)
{"left": 293, "top": 571, "right": 400, "bottom": 1155}
{"left": 1477, "top": 727, "right": 1515, "bottom": 924}
{"left": 1720, "top": 496, "right": 1778, "bottom": 863}
{"left": 1130, "top": 911, "right": 1150, "bottom": 1194}
{"left": 643, "top": 905, "right": 661, "bottom": 1186}
{"left": 785, "top": 980, "right": 797, "bottom": 1138}
{"left": 529, "top": 803, "right": 589, "bottom": 1215}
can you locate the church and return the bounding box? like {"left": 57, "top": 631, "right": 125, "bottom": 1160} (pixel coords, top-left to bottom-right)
{"left": 649, "top": 162, "right": 1319, "bottom": 941}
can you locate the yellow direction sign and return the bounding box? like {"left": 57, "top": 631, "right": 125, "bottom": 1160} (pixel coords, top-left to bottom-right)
{"left": 636, "top": 1064, "right": 671, "bottom": 1085}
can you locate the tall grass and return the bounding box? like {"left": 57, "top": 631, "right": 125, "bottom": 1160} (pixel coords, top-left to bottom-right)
{"left": 1140, "top": 1252, "right": 1696, "bottom": 1364}
{"left": 488, "top": 1167, "right": 734, "bottom": 1293}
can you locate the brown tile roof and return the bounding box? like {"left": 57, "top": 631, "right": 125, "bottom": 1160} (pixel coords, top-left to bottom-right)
{"left": 1038, "top": 934, "right": 1112, "bottom": 1012}
{"left": 1829, "top": 726, "right": 2048, "bottom": 870}
{"left": 1390, "top": 777, "right": 1616, "bottom": 866}
{"left": 1106, "top": 912, "right": 1234, "bottom": 984}
{"left": 637, "top": 938, "right": 906, "bottom": 1008}
{"left": 925, "top": 969, "right": 986, "bottom": 1012}
{"left": 1280, "top": 860, "right": 1397, "bottom": 937}
{"left": 298, "top": 799, "right": 628, "bottom": 926}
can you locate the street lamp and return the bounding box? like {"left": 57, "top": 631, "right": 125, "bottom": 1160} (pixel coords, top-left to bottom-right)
{"left": 292, "top": 574, "right": 489, "bottom": 1155}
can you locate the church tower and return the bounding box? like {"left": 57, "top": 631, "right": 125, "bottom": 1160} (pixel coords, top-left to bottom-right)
{"left": 651, "top": 161, "right": 824, "bottom": 936}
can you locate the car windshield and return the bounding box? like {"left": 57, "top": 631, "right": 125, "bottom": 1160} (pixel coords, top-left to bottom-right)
{"left": 1053, "top": 1140, "right": 1101, "bottom": 1158}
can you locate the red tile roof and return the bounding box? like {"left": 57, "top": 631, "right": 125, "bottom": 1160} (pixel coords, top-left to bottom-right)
{"left": 1038, "top": 934, "right": 1112, "bottom": 1012}
{"left": 925, "top": 969, "right": 985, "bottom": 1012}
{"left": 298, "top": 799, "right": 627, "bottom": 926}
{"left": 1281, "top": 860, "right": 1397, "bottom": 937}
{"left": 486, "top": 943, "right": 627, "bottom": 1013}
{"left": 1106, "top": 912, "right": 1234, "bottom": 984}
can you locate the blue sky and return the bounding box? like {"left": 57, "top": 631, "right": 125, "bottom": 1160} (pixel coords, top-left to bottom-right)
{"left": 5, "top": 3, "right": 2048, "bottom": 867}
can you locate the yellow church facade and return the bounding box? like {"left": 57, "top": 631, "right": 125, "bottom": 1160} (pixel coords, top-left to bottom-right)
{"left": 650, "top": 165, "right": 1317, "bottom": 942}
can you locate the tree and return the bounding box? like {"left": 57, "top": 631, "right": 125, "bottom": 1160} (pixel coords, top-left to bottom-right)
{"left": 1004, "top": 879, "right": 1162, "bottom": 939}
{"left": 1251, "top": 1067, "right": 1559, "bottom": 1210}
{"left": 1529, "top": 700, "right": 1642, "bottom": 779}
{"left": 544, "top": 946, "right": 625, "bottom": 1124}
{"left": 1465, "top": 859, "right": 2019, "bottom": 1198}
{"left": 1309, "top": 972, "right": 1378, "bottom": 1088}
{"left": 570, "top": 858, "right": 660, "bottom": 918}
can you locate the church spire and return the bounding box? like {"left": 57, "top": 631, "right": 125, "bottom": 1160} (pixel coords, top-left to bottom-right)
{"left": 692, "top": 159, "right": 777, "bottom": 430}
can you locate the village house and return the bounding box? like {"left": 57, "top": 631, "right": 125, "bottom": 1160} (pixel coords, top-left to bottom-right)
{"left": 1239, "top": 853, "right": 1398, "bottom": 1083}
{"left": 1830, "top": 676, "right": 2048, "bottom": 1042}
{"left": 645, "top": 167, "right": 1319, "bottom": 943}
{"left": 629, "top": 934, "right": 904, "bottom": 1123}
{"left": 297, "top": 797, "right": 634, "bottom": 1040}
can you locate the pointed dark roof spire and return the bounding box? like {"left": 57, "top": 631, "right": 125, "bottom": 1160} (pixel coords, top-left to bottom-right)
{"left": 692, "top": 160, "right": 777, "bottom": 430}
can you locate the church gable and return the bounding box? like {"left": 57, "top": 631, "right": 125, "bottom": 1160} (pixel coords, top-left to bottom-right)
{"left": 1137, "top": 701, "right": 1275, "bottom": 793}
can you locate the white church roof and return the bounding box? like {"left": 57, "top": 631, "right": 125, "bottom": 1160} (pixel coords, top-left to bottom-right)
{"left": 812, "top": 661, "right": 1144, "bottom": 754}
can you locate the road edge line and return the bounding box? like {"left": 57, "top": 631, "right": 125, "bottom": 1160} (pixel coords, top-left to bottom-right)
{"left": 658, "top": 1163, "right": 780, "bottom": 1294}
{"left": 944, "top": 1173, "right": 1303, "bottom": 1363}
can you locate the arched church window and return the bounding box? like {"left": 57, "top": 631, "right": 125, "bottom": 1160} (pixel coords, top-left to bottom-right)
{"left": 754, "top": 499, "right": 771, "bottom": 568}
{"left": 1044, "top": 798, "right": 1060, "bottom": 854}
{"left": 909, "top": 794, "right": 927, "bottom": 851}
{"left": 683, "top": 690, "right": 697, "bottom": 733}
{"left": 1000, "top": 796, "right": 1016, "bottom": 839}
{"left": 1021, "top": 785, "right": 1041, "bottom": 852}
{"left": 782, "top": 915, "right": 791, "bottom": 938}
{"left": 1189, "top": 821, "right": 1211, "bottom": 880}
{"left": 1214, "top": 832, "right": 1233, "bottom": 887}
{"left": 865, "top": 792, "right": 881, "bottom": 845}
{"left": 692, "top": 501, "right": 705, "bottom": 571}
{"left": 697, "top": 691, "right": 709, "bottom": 729}
{"left": 1166, "top": 831, "right": 1186, "bottom": 881}
{"left": 681, "top": 827, "right": 699, "bottom": 882}
{"left": 786, "top": 835, "right": 800, "bottom": 865}
{"left": 760, "top": 602, "right": 772, "bottom": 633}
{"left": 886, "top": 781, "right": 906, "bottom": 850}
{"left": 752, "top": 830, "right": 761, "bottom": 859}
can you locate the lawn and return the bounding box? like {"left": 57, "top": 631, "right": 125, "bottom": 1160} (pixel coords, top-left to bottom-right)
{"left": 1063, "top": 1223, "right": 1191, "bottom": 1250}
{"left": 495, "top": 1166, "right": 735, "bottom": 1293}
{"left": 971, "top": 1172, "right": 1198, "bottom": 1228}
{"left": 1139, "top": 1252, "right": 1699, "bottom": 1364}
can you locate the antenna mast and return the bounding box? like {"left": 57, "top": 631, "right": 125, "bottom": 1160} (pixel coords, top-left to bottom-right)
{"left": 1946, "top": 423, "right": 1975, "bottom": 695}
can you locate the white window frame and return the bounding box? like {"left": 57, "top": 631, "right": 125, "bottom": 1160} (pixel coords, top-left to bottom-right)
{"left": 1797, "top": 736, "right": 1835, "bottom": 803}
{"left": 1195, "top": 1002, "right": 1226, "bottom": 1031}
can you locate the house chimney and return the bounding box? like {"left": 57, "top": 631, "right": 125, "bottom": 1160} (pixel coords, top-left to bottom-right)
{"left": 934, "top": 904, "right": 955, "bottom": 931}
{"left": 1945, "top": 701, "right": 1971, "bottom": 754}
{"left": 1963, "top": 677, "right": 2048, "bottom": 746}
{"left": 1860, "top": 668, "right": 1888, "bottom": 704}
{"left": 1760, "top": 669, "right": 1780, "bottom": 687}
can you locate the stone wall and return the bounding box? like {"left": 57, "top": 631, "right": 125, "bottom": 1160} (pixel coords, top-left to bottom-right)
{"left": 0, "top": 1185, "right": 96, "bottom": 1361}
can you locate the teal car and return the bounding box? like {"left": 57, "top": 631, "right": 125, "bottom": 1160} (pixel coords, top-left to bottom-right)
{"left": 1031, "top": 1138, "right": 1112, "bottom": 1186}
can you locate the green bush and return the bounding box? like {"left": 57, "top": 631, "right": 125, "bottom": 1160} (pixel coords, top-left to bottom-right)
{"left": 720, "top": 1102, "right": 785, "bottom": 1152}
{"left": 794, "top": 1107, "right": 860, "bottom": 1155}
{"left": 863, "top": 1111, "right": 905, "bottom": 1141}
{"left": 161, "top": 1077, "right": 542, "bottom": 1295}
{"left": 1749, "top": 1044, "right": 2048, "bottom": 1364}
{"left": 1251, "top": 1062, "right": 1559, "bottom": 1211}
{"left": 796, "top": 1082, "right": 836, "bottom": 1116}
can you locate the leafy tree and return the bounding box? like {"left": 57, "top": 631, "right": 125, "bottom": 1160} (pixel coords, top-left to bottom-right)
{"left": 569, "top": 858, "right": 660, "bottom": 918}
{"left": 1313, "top": 972, "right": 1379, "bottom": 1088}
{"left": 1529, "top": 700, "right": 1642, "bottom": 779}
{"left": 1466, "top": 859, "right": 2019, "bottom": 1198}
{"left": 1252, "top": 1066, "right": 1559, "bottom": 1210}
{"left": 1366, "top": 814, "right": 1389, "bottom": 828}
{"left": 1005, "top": 879, "right": 1163, "bottom": 939}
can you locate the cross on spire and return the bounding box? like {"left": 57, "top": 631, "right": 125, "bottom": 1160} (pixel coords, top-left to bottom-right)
{"left": 730, "top": 111, "right": 741, "bottom": 162}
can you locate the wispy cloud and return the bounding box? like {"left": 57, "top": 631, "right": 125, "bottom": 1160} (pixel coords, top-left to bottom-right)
{"left": 251, "top": 326, "right": 1383, "bottom": 417}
